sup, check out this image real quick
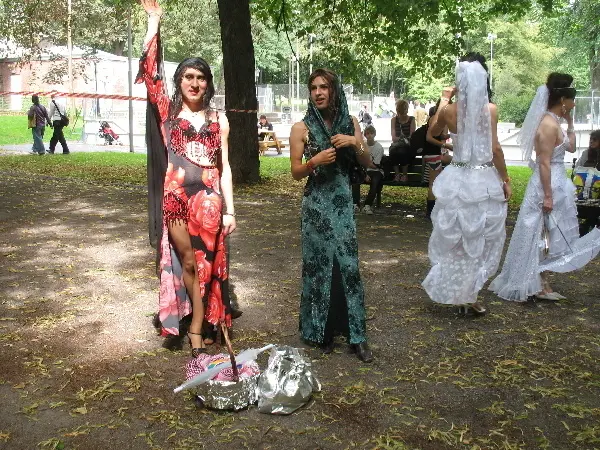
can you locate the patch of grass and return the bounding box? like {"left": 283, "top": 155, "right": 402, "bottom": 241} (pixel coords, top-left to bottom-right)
{"left": 0, "top": 115, "right": 83, "bottom": 145}
{"left": 0, "top": 151, "right": 533, "bottom": 206}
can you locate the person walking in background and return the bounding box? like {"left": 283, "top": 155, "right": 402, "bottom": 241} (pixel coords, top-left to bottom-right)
{"left": 422, "top": 53, "right": 511, "bottom": 316}
{"left": 47, "top": 94, "right": 70, "bottom": 154}
{"left": 490, "top": 74, "right": 600, "bottom": 302}
{"left": 352, "top": 125, "right": 384, "bottom": 215}
{"left": 27, "top": 95, "right": 52, "bottom": 155}
{"left": 358, "top": 104, "right": 372, "bottom": 131}
{"left": 289, "top": 68, "right": 374, "bottom": 362}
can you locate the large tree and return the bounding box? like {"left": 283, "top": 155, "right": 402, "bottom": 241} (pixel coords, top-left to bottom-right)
{"left": 217, "top": 0, "right": 260, "bottom": 183}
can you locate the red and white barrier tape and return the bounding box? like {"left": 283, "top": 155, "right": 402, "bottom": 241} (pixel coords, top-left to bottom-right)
{"left": 0, "top": 90, "right": 147, "bottom": 101}
{"left": 0, "top": 90, "right": 260, "bottom": 114}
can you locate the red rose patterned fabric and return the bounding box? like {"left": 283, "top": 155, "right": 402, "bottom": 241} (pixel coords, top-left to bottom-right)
{"left": 136, "top": 33, "right": 232, "bottom": 336}
{"left": 185, "top": 353, "right": 260, "bottom": 382}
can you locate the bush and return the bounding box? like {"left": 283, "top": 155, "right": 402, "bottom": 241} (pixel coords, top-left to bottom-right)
{"left": 497, "top": 93, "right": 533, "bottom": 127}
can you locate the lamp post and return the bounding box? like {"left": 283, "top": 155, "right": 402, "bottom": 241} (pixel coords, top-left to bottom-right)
{"left": 255, "top": 67, "right": 260, "bottom": 111}
{"left": 487, "top": 33, "right": 497, "bottom": 90}
{"left": 308, "top": 33, "right": 316, "bottom": 75}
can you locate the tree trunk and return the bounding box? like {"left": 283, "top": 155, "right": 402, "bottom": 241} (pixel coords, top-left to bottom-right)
{"left": 217, "top": 0, "right": 260, "bottom": 184}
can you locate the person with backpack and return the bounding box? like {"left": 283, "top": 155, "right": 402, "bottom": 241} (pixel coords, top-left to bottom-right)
{"left": 47, "top": 94, "right": 70, "bottom": 154}
{"left": 358, "top": 104, "right": 372, "bottom": 131}
{"left": 27, "top": 95, "right": 52, "bottom": 155}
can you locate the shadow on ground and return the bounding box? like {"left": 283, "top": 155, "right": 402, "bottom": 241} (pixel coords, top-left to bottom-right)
{"left": 0, "top": 172, "right": 599, "bottom": 450}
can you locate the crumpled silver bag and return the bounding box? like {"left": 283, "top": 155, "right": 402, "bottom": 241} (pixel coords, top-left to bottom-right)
{"left": 257, "top": 346, "right": 321, "bottom": 414}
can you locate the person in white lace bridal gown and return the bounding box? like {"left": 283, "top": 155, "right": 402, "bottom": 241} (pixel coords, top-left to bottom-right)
{"left": 490, "top": 73, "right": 600, "bottom": 302}
{"left": 422, "top": 53, "right": 512, "bottom": 315}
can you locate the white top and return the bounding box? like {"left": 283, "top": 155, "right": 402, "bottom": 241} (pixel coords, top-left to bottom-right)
{"left": 48, "top": 100, "right": 66, "bottom": 121}
{"left": 368, "top": 141, "right": 384, "bottom": 166}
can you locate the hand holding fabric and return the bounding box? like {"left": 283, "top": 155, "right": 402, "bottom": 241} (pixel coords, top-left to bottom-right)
{"left": 314, "top": 148, "right": 336, "bottom": 166}
{"left": 330, "top": 134, "right": 356, "bottom": 149}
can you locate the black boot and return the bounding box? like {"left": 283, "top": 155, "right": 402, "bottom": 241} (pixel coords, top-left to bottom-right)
{"left": 350, "top": 342, "right": 373, "bottom": 363}
{"left": 321, "top": 339, "right": 335, "bottom": 354}
{"left": 426, "top": 199, "right": 436, "bottom": 219}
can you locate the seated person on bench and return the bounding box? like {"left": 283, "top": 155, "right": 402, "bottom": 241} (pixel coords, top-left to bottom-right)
{"left": 258, "top": 114, "right": 273, "bottom": 141}
{"left": 352, "top": 125, "right": 384, "bottom": 215}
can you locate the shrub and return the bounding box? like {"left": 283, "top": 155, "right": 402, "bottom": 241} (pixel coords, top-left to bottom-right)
{"left": 497, "top": 93, "right": 533, "bottom": 127}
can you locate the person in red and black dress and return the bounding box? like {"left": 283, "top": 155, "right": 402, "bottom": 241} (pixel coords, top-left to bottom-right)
{"left": 138, "top": 0, "right": 237, "bottom": 357}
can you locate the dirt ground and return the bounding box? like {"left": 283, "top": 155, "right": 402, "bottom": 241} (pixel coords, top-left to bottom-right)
{"left": 0, "top": 171, "right": 599, "bottom": 450}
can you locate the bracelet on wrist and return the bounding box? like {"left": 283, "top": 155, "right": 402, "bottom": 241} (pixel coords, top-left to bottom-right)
{"left": 567, "top": 127, "right": 575, "bottom": 133}
{"left": 356, "top": 141, "right": 365, "bottom": 156}
{"left": 224, "top": 212, "right": 236, "bottom": 217}
{"left": 503, "top": 177, "right": 511, "bottom": 184}
{"left": 306, "top": 159, "right": 316, "bottom": 172}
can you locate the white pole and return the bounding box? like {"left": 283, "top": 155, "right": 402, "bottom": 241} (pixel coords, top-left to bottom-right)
{"left": 487, "top": 33, "right": 496, "bottom": 91}
{"left": 290, "top": 56, "right": 294, "bottom": 112}
{"left": 127, "top": 9, "right": 134, "bottom": 153}
{"left": 490, "top": 39, "right": 493, "bottom": 88}
{"left": 67, "top": 0, "right": 73, "bottom": 111}
{"left": 309, "top": 34, "right": 314, "bottom": 75}
{"left": 296, "top": 38, "right": 300, "bottom": 113}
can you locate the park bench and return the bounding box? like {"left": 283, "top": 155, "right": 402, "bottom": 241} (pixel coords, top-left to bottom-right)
{"left": 258, "top": 130, "right": 285, "bottom": 155}
{"left": 361, "top": 155, "right": 431, "bottom": 207}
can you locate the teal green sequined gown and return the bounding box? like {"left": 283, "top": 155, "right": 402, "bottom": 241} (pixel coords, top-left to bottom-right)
{"left": 299, "top": 131, "right": 367, "bottom": 345}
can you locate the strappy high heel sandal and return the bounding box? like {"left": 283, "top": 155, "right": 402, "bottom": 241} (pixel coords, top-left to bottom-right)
{"left": 457, "top": 303, "right": 487, "bottom": 316}
{"left": 187, "top": 331, "right": 207, "bottom": 358}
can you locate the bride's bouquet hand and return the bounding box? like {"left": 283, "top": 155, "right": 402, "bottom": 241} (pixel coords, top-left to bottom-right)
{"left": 542, "top": 196, "right": 553, "bottom": 213}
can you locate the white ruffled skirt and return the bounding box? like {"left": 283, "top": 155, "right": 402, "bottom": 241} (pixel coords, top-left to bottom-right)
{"left": 422, "top": 164, "right": 507, "bottom": 305}
{"left": 489, "top": 164, "right": 600, "bottom": 301}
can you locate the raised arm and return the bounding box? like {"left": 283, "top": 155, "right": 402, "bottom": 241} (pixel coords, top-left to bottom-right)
{"left": 427, "top": 88, "right": 454, "bottom": 139}
{"left": 141, "top": 0, "right": 162, "bottom": 46}
{"left": 565, "top": 110, "right": 576, "bottom": 153}
{"left": 136, "top": 0, "right": 169, "bottom": 122}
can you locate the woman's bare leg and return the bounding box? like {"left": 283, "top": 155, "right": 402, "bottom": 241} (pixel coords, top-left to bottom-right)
{"left": 428, "top": 167, "right": 440, "bottom": 200}
{"left": 168, "top": 220, "right": 205, "bottom": 351}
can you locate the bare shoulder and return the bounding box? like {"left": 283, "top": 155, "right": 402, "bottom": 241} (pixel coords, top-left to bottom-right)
{"left": 291, "top": 121, "right": 307, "bottom": 137}
{"left": 214, "top": 110, "right": 229, "bottom": 129}
{"left": 538, "top": 115, "right": 558, "bottom": 135}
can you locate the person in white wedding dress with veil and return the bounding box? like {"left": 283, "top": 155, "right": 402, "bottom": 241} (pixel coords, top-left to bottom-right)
{"left": 490, "top": 73, "right": 600, "bottom": 302}
{"left": 422, "top": 53, "right": 512, "bottom": 315}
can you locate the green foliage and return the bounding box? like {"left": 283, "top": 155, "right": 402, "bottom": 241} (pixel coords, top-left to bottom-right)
{"left": 497, "top": 93, "right": 533, "bottom": 126}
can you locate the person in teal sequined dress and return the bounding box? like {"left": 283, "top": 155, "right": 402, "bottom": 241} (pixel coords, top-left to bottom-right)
{"left": 289, "top": 68, "right": 375, "bottom": 363}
